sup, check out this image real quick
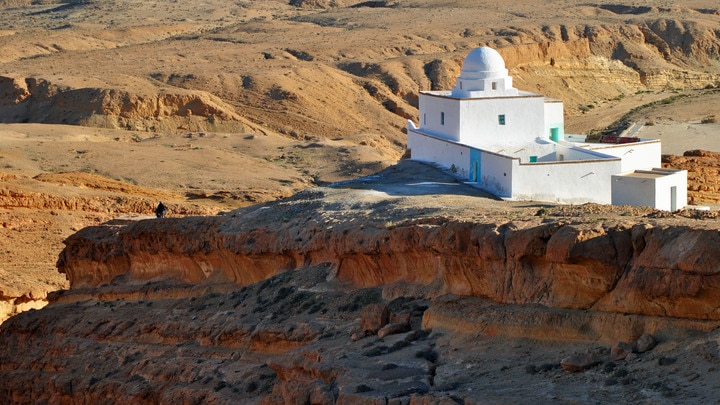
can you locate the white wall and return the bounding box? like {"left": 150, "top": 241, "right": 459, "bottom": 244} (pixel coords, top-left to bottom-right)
{"left": 543, "top": 100, "right": 564, "bottom": 141}
{"left": 419, "top": 92, "right": 547, "bottom": 148}
{"left": 611, "top": 175, "right": 656, "bottom": 208}
{"left": 655, "top": 170, "right": 687, "bottom": 211}
{"left": 512, "top": 159, "right": 622, "bottom": 204}
{"left": 611, "top": 169, "right": 687, "bottom": 211}
{"left": 556, "top": 144, "right": 614, "bottom": 161}
{"left": 407, "top": 130, "right": 470, "bottom": 179}
{"left": 457, "top": 96, "right": 546, "bottom": 148}
{"left": 564, "top": 134, "right": 587, "bottom": 142}
{"left": 479, "top": 151, "right": 513, "bottom": 198}
{"left": 419, "top": 93, "right": 461, "bottom": 141}
{"left": 409, "top": 127, "right": 626, "bottom": 204}
{"left": 507, "top": 143, "right": 557, "bottom": 163}
{"left": 588, "top": 141, "right": 661, "bottom": 172}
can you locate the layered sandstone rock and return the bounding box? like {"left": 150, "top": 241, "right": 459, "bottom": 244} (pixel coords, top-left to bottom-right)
{"left": 0, "top": 170, "right": 221, "bottom": 324}
{"left": 664, "top": 150, "right": 720, "bottom": 204}
{"left": 0, "top": 289, "right": 48, "bottom": 325}
{"left": 0, "top": 75, "right": 249, "bottom": 133}
{"left": 5, "top": 161, "right": 720, "bottom": 403}
{"left": 57, "top": 171, "right": 720, "bottom": 322}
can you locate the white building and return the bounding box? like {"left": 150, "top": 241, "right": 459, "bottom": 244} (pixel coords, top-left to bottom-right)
{"left": 612, "top": 168, "right": 688, "bottom": 212}
{"left": 407, "top": 46, "right": 687, "bottom": 210}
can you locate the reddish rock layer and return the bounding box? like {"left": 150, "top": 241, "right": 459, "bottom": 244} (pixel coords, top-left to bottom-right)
{"left": 58, "top": 187, "right": 720, "bottom": 321}
{"left": 664, "top": 150, "right": 720, "bottom": 204}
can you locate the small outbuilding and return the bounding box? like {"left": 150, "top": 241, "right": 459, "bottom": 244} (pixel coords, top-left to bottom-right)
{"left": 611, "top": 168, "right": 688, "bottom": 212}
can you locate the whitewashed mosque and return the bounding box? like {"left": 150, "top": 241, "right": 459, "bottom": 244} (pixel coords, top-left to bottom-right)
{"left": 407, "top": 46, "right": 688, "bottom": 211}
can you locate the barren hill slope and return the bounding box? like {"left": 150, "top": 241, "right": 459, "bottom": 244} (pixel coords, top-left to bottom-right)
{"left": 3, "top": 161, "right": 720, "bottom": 403}
{"left": 3, "top": 0, "right": 720, "bottom": 138}
{"left": 2, "top": 0, "right": 720, "bottom": 341}
{"left": 1, "top": 2, "right": 720, "bottom": 401}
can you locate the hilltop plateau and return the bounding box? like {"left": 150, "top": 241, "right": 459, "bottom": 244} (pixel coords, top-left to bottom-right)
{"left": 1, "top": 0, "right": 720, "bottom": 403}
{"left": 3, "top": 160, "right": 720, "bottom": 403}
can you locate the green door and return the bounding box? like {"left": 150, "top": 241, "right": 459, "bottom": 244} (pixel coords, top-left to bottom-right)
{"left": 671, "top": 186, "right": 677, "bottom": 211}
{"left": 550, "top": 127, "right": 560, "bottom": 142}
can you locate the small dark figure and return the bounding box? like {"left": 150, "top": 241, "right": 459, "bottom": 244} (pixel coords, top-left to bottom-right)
{"left": 155, "top": 202, "right": 167, "bottom": 218}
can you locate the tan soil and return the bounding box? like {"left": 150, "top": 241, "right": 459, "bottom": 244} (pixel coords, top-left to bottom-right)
{"left": 3, "top": 1, "right": 720, "bottom": 311}
{"left": 2, "top": 0, "right": 720, "bottom": 402}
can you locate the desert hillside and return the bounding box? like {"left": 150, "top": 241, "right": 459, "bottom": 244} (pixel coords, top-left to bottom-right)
{"left": 3, "top": 0, "right": 720, "bottom": 136}
{"left": 2, "top": 1, "right": 720, "bottom": 314}
{"left": 2, "top": 0, "right": 720, "bottom": 402}
{"left": 3, "top": 161, "right": 720, "bottom": 403}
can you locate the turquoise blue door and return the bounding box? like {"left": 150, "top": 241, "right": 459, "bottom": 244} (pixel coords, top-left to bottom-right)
{"left": 469, "top": 149, "right": 481, "bottom": 182}
{"left": 550, "top": 127, "right": 559, "bottom": 142}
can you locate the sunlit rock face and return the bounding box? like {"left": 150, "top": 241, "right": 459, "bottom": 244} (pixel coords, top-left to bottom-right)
{"left": 58, "top": 183, "right": 720, "bottom": 321}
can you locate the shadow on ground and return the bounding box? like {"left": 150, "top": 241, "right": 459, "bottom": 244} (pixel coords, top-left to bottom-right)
{"left": 329, "top": 160, "right": 501, "bottom": 199}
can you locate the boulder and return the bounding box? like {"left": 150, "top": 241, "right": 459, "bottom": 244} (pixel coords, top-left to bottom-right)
{"left": 634, "top": 333, "right": 657, "bottom": 353}
{"left": 611, "top": 341, "right": 633, "bottom": 361}
{"left": 360, "top": 304, "right": 390, "bottom": 334}
{"left": 377, "top": 322, "right": 411, "bottom": 338}
{"left": 561, "top": 352, "right": 600, "bottom": 372}
{"left": 390, "top": 311, "right": 411, "bottom": 326}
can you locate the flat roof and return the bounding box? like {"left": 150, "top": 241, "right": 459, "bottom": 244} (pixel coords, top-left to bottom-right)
{"left": 419, "top": 90, "right": 544, "bottom": 100}
{"left": 408, "top": 128, "right": 621, "bottom": 163}
{"left": 615, "top": 168, "right": 684, "bottom": 179}
{"left": 620, "top": 171, "right": 666, "bottom": 179}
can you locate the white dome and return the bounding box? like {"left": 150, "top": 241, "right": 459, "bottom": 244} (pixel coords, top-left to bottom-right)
{"left": 461, "top": 47, "right": 506, "bottom": 73}
{"left": 451, "top": 46, "right": 516, "bottom": 97}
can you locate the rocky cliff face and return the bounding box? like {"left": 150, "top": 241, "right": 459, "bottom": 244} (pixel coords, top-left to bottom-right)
{"left": 0, "top": 170, "right": 221, "bottom": 324}
{"left": 664, "top": 150, "right": 720, "bottom": 204}
{"left": 4, "top": 161, "right": 720, "bottom": 404}
{"left": 57, "top": 194, "right": 720, "bottom": 323}
{"left": 57, "top": 161, "right": 720, "bottom": 324}
{"left": 0, "top": 75, "right": 250, "bottom": 133}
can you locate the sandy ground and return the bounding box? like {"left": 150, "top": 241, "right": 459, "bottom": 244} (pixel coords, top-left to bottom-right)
{"left": 640, "top": 121, "right": 720, "bottom": 155}
{"left": 0, "top": 2, "right": 720, "bottom": 393}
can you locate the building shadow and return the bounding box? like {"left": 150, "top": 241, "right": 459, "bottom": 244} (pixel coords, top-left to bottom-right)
{"left": 328, "top": 159, "right": 502, "bottom": 200}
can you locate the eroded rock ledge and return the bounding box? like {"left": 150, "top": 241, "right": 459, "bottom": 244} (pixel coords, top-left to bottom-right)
{"left": 4, "top": 161, "right": 720, "bottom": 404}
{"left": 58, "top": 162, "right": 720, "bottom": 322}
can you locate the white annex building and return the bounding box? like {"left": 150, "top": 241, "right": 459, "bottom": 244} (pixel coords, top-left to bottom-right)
{"left": 407, "top": 46, "right": 688, "bottom": 211}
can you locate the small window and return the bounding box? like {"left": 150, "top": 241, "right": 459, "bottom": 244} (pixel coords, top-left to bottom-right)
{"left": 498, "top": 114, "right": 505, "bottom": 125}
{"left": 492, "top": 82, "right": 497, "bottom": 90}
{"left": 423, "top": 113, "right": 426, "bottom": 125}
{"left": 441, "top": 112, "right": 445, "bottom": 125}
{"left": 459, "top": 81, "right": 463, "bottom": 89}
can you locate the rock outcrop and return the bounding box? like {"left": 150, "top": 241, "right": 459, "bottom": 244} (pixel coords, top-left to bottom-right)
{"left": 0, "top": 75, "right": 249, "bottom": 133}
{"left": 664, "top": 150, "right": 720, "bottom": 203}
{"left": 58, "top": 178, "right": 720, "bottom": 323}
{"left": 0, "top": 170, "right": 221, "bottom": 324}
{"left": 0, "top": 289, "right": 48, "bottom": 326}
{"left": 4, "top": 161, "right": 720, "bottom": 404}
